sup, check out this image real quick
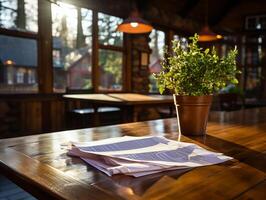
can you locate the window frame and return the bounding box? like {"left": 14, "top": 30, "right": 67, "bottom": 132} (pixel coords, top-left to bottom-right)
{"left": 1, "top": 0, "right": 185, "bottom": 95}
{"left": 148, "top": 27, "right": 167, "bottom": 94}
{"left": 96, "top": 12, "right": 126, "bottom": 93}
{"left": 0, "top": 0, "right": 39, "bottom": 94}
{"left": 49, "top": 4, "right": 127, "bottom": 94}
{"left": 51, "top": 2, "right": 94, "bottom": 93}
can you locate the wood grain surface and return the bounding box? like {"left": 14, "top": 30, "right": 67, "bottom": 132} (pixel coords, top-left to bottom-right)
{"left": 63, "top": 93, "right": 174, "bottom": 105}
{"left": 63, "top": 93, "right": 174, "bottom": 122}
{"left": 0, "top": 108, "right": 265, "bottom": 200}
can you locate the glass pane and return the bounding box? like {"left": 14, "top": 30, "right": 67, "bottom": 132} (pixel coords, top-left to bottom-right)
{"left": 149, "top": 30, "right": 165, "bottom": 93}
{"left": 0, "top": 35, "right": 38, "bottom": 93}
{"left": 173, "top": 35, "right": 188, "bottom": 49}
{"left": 98, "top": 13, "right": 123, "bottom": 46}
{"left": 52, "top": 1, "right": 93, "bottom": 92}
{"left": 260, "top": 16, "right": 266, "bottom": 29}
{"left": 0, "top": 0, "right": 38, "bottom": 32}
{"left": 246, "top": 17, "right": 256, "bottom": 30}
{"left": 99, "top": 49, "right": 123, "bottom": 91}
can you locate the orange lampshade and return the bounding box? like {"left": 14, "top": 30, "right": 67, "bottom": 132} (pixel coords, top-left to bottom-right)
{"left": 117, "top": 11, "right": 153, "bottom": 34}
{"left": 198, "top": 25, "right": 222, "bottom": 42}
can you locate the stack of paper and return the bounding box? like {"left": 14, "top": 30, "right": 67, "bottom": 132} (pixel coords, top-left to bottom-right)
{"left": 67, "top": 136, "right": 232, "bottom": 177}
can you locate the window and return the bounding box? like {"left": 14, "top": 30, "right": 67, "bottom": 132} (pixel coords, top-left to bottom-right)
{"left": 0, "top": 0, "right": 38, "bottom": 32}
{"left": 16, "top": 68, "right": 24, "bottom": 83}
{"left": 98, "top": 13, "right": 123, "bottom": 91}
{"left": 173, "top": 35, "right": 188, "bottom": 49}
{"left": 0, "top": 0, "right": 38, "bottom": 93}
{"left": 0, "top": 35, "right": 38, "bottom": 93}
{"left": 149, "top": 29, "right": 165, "bottom": 93}
{"left": 0, "top": 1, "right": 127, "bottom": 94}
{"left": 245, "top": 15, "right": 266, "bottom": 30}
{"left": 28, "top": 69, "right": 35, "bottom": 84}
{"left": 98, "top": 13, "right": 123, "bottom": 46}
{"left": 52, "top": 1, "right": 93, "bottom": 92}
{"left": 99, "top": 49, "right": 123, "bottom": 91}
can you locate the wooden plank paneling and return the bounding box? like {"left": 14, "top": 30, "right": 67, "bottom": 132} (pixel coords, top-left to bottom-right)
{"left": 0, "top": 95, "right": 66, "bottom": 138}
{"left": 50, "top": 100, "right": 66, "bottom": 131}
{"left": 21, "top": 101, "right": 42, "bottom": 134}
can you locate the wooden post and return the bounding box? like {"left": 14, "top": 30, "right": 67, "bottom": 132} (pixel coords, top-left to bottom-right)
{"left": 38, "top": 0, "right": 53, "bottom": 94}
{"left": 92, "top": 11, "right": 99, "bottom": 93}
{"left": 38, "top": 0, "right": 53, "bottom": 132}
{"left": 166, "top": 30, "right": 174, "bottom": 51}
{"left": 124, "top": 34, "right": 132, "bottom": 92}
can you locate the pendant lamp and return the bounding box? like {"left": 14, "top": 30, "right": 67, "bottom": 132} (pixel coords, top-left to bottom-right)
{"left": 117, "top": 10, "right": 153, "bottom": 34}
{"left": 198, "top": 0, "right": 222, "bottom": 42}
{"left": 198, "top": 25, "right": 222, "bottom": 42}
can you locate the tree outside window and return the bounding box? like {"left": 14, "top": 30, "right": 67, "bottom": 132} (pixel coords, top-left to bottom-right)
{"left": 0, "top": 0, "right": 38, "bottom": 32}
{"left": 52, "top": 1, "right": 93, "bottom": 92}
{"left": 98, "top": 13, "right": 123, "bottom": 91}
{"left": 0, "top": 0, "right": 38, "bottom": 93}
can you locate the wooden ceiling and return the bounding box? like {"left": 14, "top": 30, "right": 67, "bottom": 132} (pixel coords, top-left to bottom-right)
{"left": 139, "top": 0, "right": 266, "bottom": 34}
{"left": 78, "top": 0, "right": 266, "bottom": 34}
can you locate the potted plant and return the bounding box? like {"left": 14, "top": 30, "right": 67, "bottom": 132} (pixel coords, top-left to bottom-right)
{"left": 154, "top": 34, "right": 240, "bottom": 136}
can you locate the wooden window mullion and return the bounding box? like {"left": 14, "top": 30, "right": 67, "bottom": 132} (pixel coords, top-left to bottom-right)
{"left": 92, "top": 11, "right": 99, "bottom": 93}
{"left": 38, "top": 0, "right": 53, "bottom": 94}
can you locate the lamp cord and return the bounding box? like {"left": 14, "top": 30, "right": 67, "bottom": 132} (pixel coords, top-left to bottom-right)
{"left": 205, "top": 0, "right": 209, "bottom": 26}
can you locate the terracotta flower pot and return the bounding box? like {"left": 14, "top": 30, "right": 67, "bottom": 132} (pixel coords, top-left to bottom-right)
{"left": 173, "top": 95, "right": 213, "bottom": 136}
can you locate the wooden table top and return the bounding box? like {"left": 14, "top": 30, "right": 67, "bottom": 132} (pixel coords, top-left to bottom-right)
{"left": 0, "top": 108, "right": 265, "bottom": 200}
{"left": 63, "top": 93, "right": 173, "bottom": 105}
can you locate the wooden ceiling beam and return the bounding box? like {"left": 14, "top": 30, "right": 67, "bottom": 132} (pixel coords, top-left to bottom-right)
{"left": 179, "top": 0, "right": 200, "bottom": 18}
{"left": 209, "top": 0, "right": 240, "bottom": 27}
{"left": 136, "top": 0, "right": 148, "bottom": 12}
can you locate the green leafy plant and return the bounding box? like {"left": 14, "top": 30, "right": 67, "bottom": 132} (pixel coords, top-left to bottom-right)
{"left": 154, "top": 34, "right": 241, "bottom": 96}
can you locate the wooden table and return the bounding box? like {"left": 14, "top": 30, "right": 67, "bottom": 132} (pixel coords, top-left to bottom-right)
{"left": 0, "top": 108, "right": 265, "bottom": 200}
{"left": 63, "top": 93, "right": 174, "bottom": 122}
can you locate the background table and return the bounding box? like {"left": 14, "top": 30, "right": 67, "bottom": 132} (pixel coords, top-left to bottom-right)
{"left": 63, "top": 93, "right": 174, "bottom": 122}
{"left": 0, "top": 108, "right": 265, "bottom": 200}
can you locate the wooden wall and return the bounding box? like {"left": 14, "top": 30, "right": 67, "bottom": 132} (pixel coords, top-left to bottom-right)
{"left": 0, "top": 94, "right": 66, "bottom": 138}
